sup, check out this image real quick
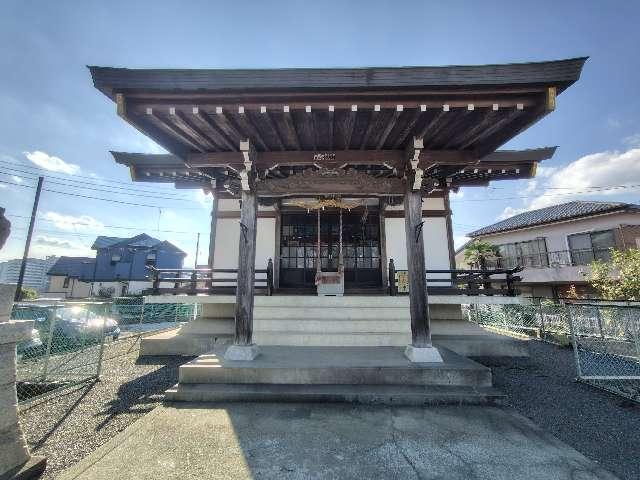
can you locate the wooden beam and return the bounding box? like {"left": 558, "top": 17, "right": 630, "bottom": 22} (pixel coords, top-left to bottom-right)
{"left": 261, "top": 108, "right": 286, "bottom": 151}
{"left": 343, "top": 105, "right": 357, "bottom": 150}
{"left": 239, "top": 139, "right": 257, "bottom": 191}
{"left": 187, "top": 149, "right": 475, "bottom": 170}
{"left": 404, "top": 187, "right": 432, "bottom": 348}
{"left": 459, "top": 107, "right": 524, "bottom": 150}
{"left": 360, "top": 105, "right": 380, "bottom": 150}
{"left": 172, "top": 110, "right": 218, "bottom": 150}
{"left": 415, "top": 107, "right": 448, "bottom": 140}
{"left": 114, "top": 94, "right": 189, "bottom": 159}
{"left": 207, "top": 194, "right": 219, "bottom": 268}
{"left": 376, "top": 106, "right": 403, "bottom": 149}
{"left": 447, "top": 108, "right": 501, "bottom": 150}
{"left": 235, "top": 108, "right": 269, "bottom": 151}
{"left": 147, "top": 110, "right": 206, "bottom": 152}
{"left": 393, "top": 106, "right": 424, "bottom": 148}
{"left": 234, "top": 189, "right": 258, "bottom": 346}
{"left": 215, "top": 107, "right": 245, "bottom": 144}
{"left": 193, "top": 109, "right": 238, "bottom": 151}
{"left": 328, "top": 106, "right": 334, "bottom": 149}
{"left": 406, "top": 137, "right": 424, "bottom": 190}
{"left": 282, "top": 106, "right": 301, "bottom": 150}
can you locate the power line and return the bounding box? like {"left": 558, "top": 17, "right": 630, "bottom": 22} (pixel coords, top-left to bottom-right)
{"left": 0, "top": 160, "right": 199, "bottom": 196}
{"left": 7, "top": 214, "right": 203, "bottom": 235}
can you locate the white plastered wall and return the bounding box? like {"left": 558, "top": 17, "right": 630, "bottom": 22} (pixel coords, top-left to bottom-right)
{"left": 213, "top": 199, "right": 276, "bottom": 271}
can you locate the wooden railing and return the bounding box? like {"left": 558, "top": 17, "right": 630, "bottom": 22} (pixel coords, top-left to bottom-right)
{"left": 146, "top": 259, "right": 274, "bottom": 296}
{"left": 388, "top": 258, "right": 522, "bottom": 296}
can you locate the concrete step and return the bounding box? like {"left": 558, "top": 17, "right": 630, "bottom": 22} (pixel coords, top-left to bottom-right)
{"left": 178, "top": 347, "right": 492, "bottom": 387}
{"left": 254, "top": 318, "right": 409, "bottom": 333}
{"left": 164, "top": 383, "right": 506, "bottom": 406}
{"left": 253, "top": 331, "right": 411, "bottom": 346}
{"left": 253, "top": 306, "right": 410, "bottom": 320}
{"left": 139, "top": 330, "right": 232, "bottom": 356}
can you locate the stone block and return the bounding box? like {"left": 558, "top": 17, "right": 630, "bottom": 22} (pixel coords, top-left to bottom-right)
{"left": 0, "top": 344, "right": 16, "bottom": 385}
{"left": 224, "top": 344, "right": 260, "bottom": 361}
{"left": 404, "top": 345, "right": 443, "bottom": 363}
{"left": 0, "top": 426, "right": 30, "bottom": 474}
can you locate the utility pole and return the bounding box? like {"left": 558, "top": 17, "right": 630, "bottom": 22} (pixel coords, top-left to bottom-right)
{"left": 15, "top": 176, "right": 44, "bottom": 301}
{"left": 194, "top": 232, "right": 200, "bottom": 268}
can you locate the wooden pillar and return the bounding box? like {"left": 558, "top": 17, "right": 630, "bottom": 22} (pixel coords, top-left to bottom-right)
{"left": 404, "top": 188, "right": 432, "bottom": 348}
{"left": 234, "top": 190, "right": 258, "bottom": 346}
{"left": 379, "top": 198, "right": 389, "bottom": 288}
{"left": 444, "top": 190, "right": 456, "bottom": 270}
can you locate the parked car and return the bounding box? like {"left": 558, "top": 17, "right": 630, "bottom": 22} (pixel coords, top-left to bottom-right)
{"left": 12, "top": 304, "right": 120, "bottom": 348}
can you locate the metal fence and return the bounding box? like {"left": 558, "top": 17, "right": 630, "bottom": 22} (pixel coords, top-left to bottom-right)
{"left": 11, "top": 298, "right": 200, "bottom": 403}
{"left": 465, "top": 300, "right": 640, "bottom": 403}
{"left": 11, "top": 301, "right": 113, "bottom": 403}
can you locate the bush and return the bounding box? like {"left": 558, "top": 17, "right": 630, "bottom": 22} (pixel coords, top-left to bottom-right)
{"left": 18, "top": 287, "right": 38, "bottom": 300}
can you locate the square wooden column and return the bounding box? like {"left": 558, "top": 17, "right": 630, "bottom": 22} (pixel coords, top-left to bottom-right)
{"left": 403, "top": 188, "right": 442, "bottom": 362}
{"left": 226, "top": 140, "right": 260, "bottom": 360}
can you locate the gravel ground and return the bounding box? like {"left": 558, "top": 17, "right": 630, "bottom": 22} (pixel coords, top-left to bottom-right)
{"left": 18, "top": 335, "right": 639, "bottom": 480}
{"left": 18, "top": 334, "right": 189, "bottom": 480}
{"left": 475, "top": 340, "right": 640, "bottom": 480}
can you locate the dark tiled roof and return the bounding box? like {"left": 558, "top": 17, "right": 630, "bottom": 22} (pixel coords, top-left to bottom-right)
{"left": 47, "top": 256, "right": 95, "bottom": 277}
{"left": 90, "top": 57, "right": 587, "bottom": 99}
{"left": 92, "top": 236, "right": 127, "bottom": 249}
{"left": 468, "top": 201, "right": 640, "bottom": 237}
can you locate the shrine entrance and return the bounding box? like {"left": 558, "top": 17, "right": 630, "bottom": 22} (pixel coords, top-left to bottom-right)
{"left": 279, "top": 209, "right": 382, "bottom": 289}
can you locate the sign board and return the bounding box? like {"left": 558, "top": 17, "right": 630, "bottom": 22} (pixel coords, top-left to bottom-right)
{"left": 395, "top": 271, "right": 409, "bottom": 293}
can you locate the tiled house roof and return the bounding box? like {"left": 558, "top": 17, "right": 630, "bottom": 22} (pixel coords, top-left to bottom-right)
{"left": 468, "top": 201, "right": 640, "bottom": 237}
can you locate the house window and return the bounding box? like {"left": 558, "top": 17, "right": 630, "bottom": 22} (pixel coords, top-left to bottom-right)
{"left": 110, "top": 254, "right": 121, "bottom": 266}
{"left": 63, "top": 277, "right": 70, "bottom": 288}
{"left": 145, "top": 253, "right": 157, "bottom": 267}
{"left": 496, "top": 238, "right": 548, "bottom": 268}
{"left": 568, "top": 230, "right": 615, "bottom": 265}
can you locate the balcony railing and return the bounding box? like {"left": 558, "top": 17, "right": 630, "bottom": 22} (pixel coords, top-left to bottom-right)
{"left": 486, "top": 247, "right": 614, "bottom": 270}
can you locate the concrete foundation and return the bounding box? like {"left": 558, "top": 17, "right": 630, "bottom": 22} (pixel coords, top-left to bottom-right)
{"left": 140, "top": 295, "right": 530, "bottom": 357}
{"left": 404, "top": 345, "right": 443, "bottom": 363}
{"left": 224, "top": 344, "right": 260, "bottom": 361}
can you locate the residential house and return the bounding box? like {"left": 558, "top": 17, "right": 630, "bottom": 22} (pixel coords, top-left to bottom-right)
{"left": 456, "top": 201, "right": 640, "bottom": 298}
{"left": 47, "top": 234, "right": 186, "bottom": 298}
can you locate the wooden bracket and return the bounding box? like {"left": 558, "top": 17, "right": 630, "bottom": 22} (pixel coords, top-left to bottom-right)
{"left": 239, "top": 139, "right": 257, "bottom": 191}
{"left": 405, "top": 137, "right": 424, "bottom": 191}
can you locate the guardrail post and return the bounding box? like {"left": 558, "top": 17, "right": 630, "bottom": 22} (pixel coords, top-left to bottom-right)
{"left": 151, "top": 270, "right": 160, "bottom": 295}
{"left": 95, "top": 303, "right": 107, "bottom": 379}
{"left": 189, "top": 271, "right": 197, "bottom": 294}
{"left": 267, "top": 258, "right": 274, "bottom": 296}
{"left": 565, "top": 303, "right": 583, "bottom": 379}
{"left": 595, "top": 306, "right": 605, "bottom": 339}
{"left": 40, "top": 305, "right": 57, "bottom": 382}
{"left": 388, "top": 259, "right": 396, "bottom": 296}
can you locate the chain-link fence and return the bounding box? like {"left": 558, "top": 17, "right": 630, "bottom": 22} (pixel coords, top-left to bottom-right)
{"left": 465, "top": 300, "right": 640, "bottom": 403}
{"left": 11, "top": 301, "right": 113, "bottom": 403}
{"left": 566, "top": 303, "right": 640, "bottom": 403}
{"left": 11, "top": 298, "right": 200, "bottom": 403}
{"left": 110, "top": 297, "right": 200, "bottom": 337}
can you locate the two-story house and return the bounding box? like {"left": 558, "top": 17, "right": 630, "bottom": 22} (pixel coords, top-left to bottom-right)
{"left": 456, "top": 201, "right": 640, "bottom": 299}
{"left": 47, "top": 233, "right": 186, "bottom": 298}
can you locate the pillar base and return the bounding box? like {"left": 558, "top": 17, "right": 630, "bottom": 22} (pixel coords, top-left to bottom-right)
{"left": 224, "top": 344, "right": 260, "bottom": 361}
{"left": 404, "top": 345, "right": 443, "bottom": 363}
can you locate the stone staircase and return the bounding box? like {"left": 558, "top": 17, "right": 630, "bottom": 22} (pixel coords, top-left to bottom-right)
{"left": 253, "top": 296, "right": 457, "bottom": 347}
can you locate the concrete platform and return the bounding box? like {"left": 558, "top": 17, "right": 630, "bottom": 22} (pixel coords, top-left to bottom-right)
{"left": 56, "top": 403, "right": 619, "bottom": 480}
{"left": 177, "top": 346, "right": 492, "bottom": 387}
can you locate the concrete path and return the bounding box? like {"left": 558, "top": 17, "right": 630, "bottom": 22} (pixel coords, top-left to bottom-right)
{"left": 57, "top": 403, "right": 618, "bottom": 480}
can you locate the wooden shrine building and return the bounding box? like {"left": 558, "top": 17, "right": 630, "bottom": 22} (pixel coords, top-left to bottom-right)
{"left": 90, "top": 58, "right": 585, "bottom": 362}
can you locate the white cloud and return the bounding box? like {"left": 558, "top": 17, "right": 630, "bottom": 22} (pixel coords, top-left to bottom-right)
{"left": 33, "top": 235, "right": 92, "bottom": 257}
{"left": 11, "top": 175, "right": 22, "bottom": 184}
{"left": 24, "top": 150, "right": 80, "bottom": 175}
{"left": 497, "top": 147, "right": 640, "bottom": 220}
{"left": 195, "top": 190, "right": 214, "bottom": 208}
{"left": 622, "top": 133, "right": 640, "bottom": 148}
{"left": 0, "top": 184, "right": 6, "bottom": 189}
{"left": 536, "top": 166, "right": 557, "bottom": 178}
{"left": 606, "top": 117, "right": 622, "bottom": 129}
{"left": 523, "top": 180, "right": 537, "bottom": 194}
{"left": 42, "top": 211, "right": 105, "bottom": 232}
{"left": 449, "top": 189, "right": 464, "bottom": 199}
{"left": 496, "top": 205, "right": 526, "bottom": 221}
{"left": 454, "top": 235, "right": 470, "bottom": 249}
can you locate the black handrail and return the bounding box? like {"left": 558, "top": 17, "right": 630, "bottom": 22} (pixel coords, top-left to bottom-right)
{"left": 388, "top": 258, "right": 522, "bottom": 296}
{"left": 146, "top": 259, "right": 274, "bottom": 296}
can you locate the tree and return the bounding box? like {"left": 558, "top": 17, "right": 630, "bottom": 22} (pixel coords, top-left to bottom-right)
{"left": 587, "top": 248, "right": 640, "bottom": 300}
{"left": 17, "top": 287, "right": 38, "bottom": 300}
{"left": 463, "top": 240, "right": 499, "bottom": 269}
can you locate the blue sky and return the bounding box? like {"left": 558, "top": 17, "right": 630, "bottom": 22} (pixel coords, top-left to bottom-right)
{"left": 1, "top": 0, "right": 640, "bottom": 263}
